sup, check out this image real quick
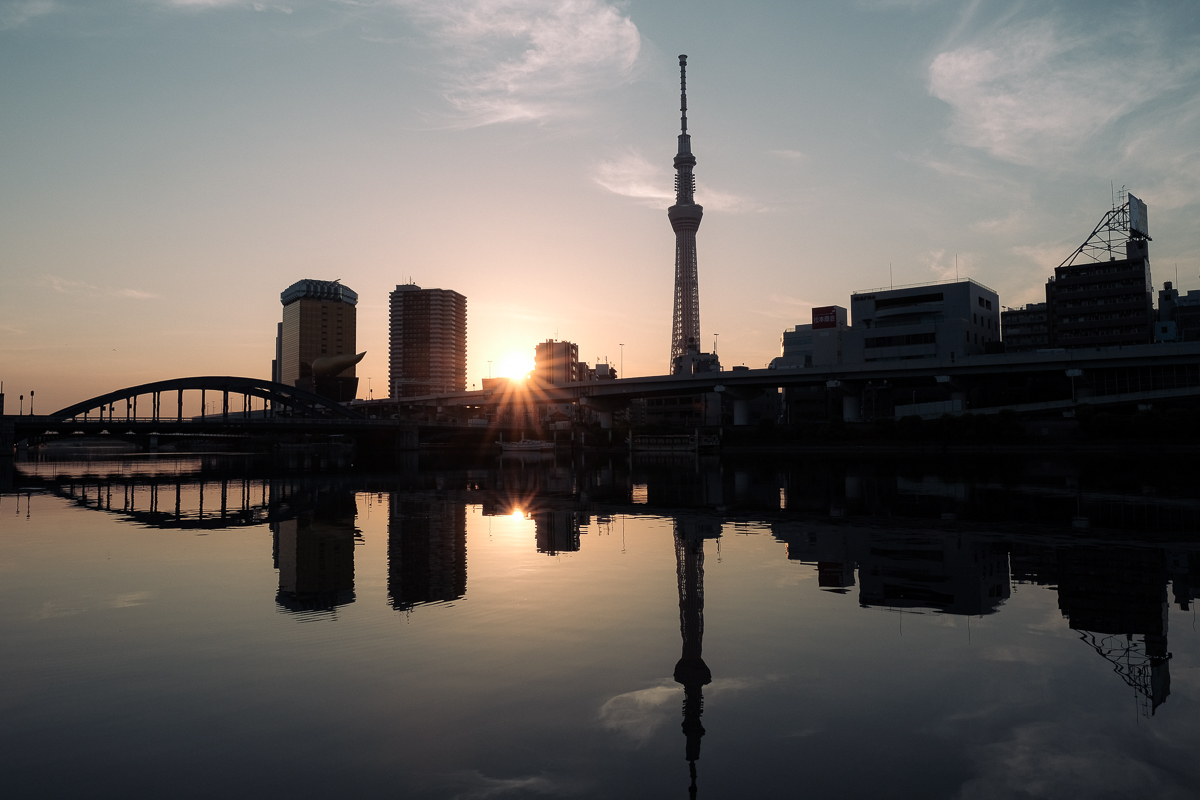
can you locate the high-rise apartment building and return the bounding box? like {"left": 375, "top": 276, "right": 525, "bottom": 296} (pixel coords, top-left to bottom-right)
{"left": 1044, "top": 192, "right": 1154, "bottom": 349}
{"left": 275, "top": 279, "right": 360, "bottom": 401}
{"left": 1045, "top": 239, "right": 1153, "bottom": 348}
{"left": 533, "top": 339, "right": 580, "bottom": 385}
{"left": 389, "top": 284, "right": 467, "bottom": 398}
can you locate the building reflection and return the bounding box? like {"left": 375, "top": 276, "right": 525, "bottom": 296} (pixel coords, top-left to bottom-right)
{"left": 387, "top": 498, "right": 467, "bottom": 611}
{"left": 1017, "top": 545, "right": 1173, "bottom": 715}
{"left": 779, "top": 523, "right": 1179, "bottom": 715}
{"left": 534, "top": 510, "right": 583, "bottom": 555}
{"left": 775, "top": 526, "right": 1011, "bottom": 616}
{"left": 273, "top": 491, "right": 359, "bottom": 613}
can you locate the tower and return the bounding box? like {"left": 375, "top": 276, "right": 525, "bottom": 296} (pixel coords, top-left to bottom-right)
{"left": 276, "top": 279, "right": 361, "bottom": 401}
{"left": 388, "top": 284, "right": 468, "bottom": 398}
{"left": 669, "top": 54, "right": 704, "bottom": 373}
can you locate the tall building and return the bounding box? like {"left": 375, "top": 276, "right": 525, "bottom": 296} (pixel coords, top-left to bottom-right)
{"left": 1000, "top": 302, "right": 1050, "bottom": 352}
{"left": 388, "top": 284, "right": 467, "bottom": 398}
{"left": 533, "top": 339, "right": 580, "bottom": 385}
{"left": 1045, "top": 192, "right": 1153, "bottom": 348}
{"left": 275, "top": 279, "right": 361, "bottom": 401}
{"left": 669, "top": 55, "right": 704, "bottom": 373}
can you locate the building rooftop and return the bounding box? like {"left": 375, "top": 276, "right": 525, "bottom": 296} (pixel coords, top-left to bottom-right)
{"left": 851, "top": 277, "right": 997, "bottom": 296}
{"left": 281, "top": 279, "right": 358, "bottom": 306}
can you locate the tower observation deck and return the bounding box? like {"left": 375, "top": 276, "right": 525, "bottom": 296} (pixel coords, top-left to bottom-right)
{"left": 668, "top": 54, "right": 704, "bottom": 373}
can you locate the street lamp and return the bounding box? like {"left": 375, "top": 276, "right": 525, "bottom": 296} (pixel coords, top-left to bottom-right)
{"left": 367, "top": 376, "right": 373, "bottom": 401}
{"left": 29, "top": 390, "right": 33, "bottom": 415}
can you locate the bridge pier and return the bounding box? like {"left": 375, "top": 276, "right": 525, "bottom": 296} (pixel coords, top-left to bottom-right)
{"left": 1, "top": 420, "right": 14, "bottom": 457}
{"left": 582, "top": 397, "right": 626, "bottom": 430}
{"left": 733, "top": 399, "right": 749, "bottom": 427}
{"left": 715, "top": 386, "right": 762, "bottom": 426}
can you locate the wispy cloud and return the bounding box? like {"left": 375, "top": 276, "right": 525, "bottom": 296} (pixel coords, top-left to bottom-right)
{"left": 929, "top": 19, "right": 1200, "bottom": 169}
{"left": 0, "top": 0, "right": 57, "bottom": 30}
{"left": 916, "top": 249, "right": 975, "bottom": 283}
{"left": 856, "top": 0, "right": 941, "bottom": 11}
{"left": 592, "top": 150, "right": 763, "bottom": 212}
{"left": 598, "top": 681, "right": 678, "bottom": 743}
{"left": 46, "top": 275, "right": 91, "bottom": 293}
{"left": 592, "top": 150, "right": 672, "bottom": 205}
{"left": 42, "top": 275, "right": 158, "bottom": 299}
{"left": 391, "top": 0, "right": 641, "bottom": 126}
{"left": 960, "top": 722, "right": 1198, "bottom": 800}
{"left": 769, "top": 149, "right": 807, "bottom": 162}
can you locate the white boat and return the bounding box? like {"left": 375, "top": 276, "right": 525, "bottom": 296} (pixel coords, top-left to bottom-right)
{"left": 498, "top": 439, "right": 555, "bottom": 452}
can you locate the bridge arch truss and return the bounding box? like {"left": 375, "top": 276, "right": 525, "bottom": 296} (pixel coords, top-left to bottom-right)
{"left": 49, "top": 376, "right": 363, "bottom": 424}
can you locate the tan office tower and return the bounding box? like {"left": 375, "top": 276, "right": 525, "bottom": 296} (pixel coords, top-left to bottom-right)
{"left": 277, "top": 279, "right": 362, "bottom": 401}
{"left": 389, "top": 284, "right": 467, "bottom": 398}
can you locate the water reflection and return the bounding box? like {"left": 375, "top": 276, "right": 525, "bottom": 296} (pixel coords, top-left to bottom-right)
{"left": 273, "top": 489, "right": 359, "bottom": 614}
{"left": 8, "top": 451, "right": 1200, "bottom": 735}
{"left": 388, "top": 499, "right": 467, "bottom": 611}
{"left": 672, "top": 519, "right": 718, "bottom": 799}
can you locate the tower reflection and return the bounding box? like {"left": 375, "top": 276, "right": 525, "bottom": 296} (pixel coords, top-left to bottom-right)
{"left": 673, "top": 518, "right": 719, "bottom": 798}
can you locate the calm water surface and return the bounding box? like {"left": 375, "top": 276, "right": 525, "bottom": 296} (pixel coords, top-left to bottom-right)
{"left": 2, "top": 452, "right": 1199, "bottom": 799}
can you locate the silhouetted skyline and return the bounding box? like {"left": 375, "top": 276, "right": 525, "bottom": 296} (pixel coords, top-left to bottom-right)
{"left": 3, "top": 1, "right": 1200, "bottom": 411}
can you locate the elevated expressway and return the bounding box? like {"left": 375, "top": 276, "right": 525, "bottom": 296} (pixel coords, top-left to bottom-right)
{"left": 367, "top": 341, "right": 1200, "bottom": 427}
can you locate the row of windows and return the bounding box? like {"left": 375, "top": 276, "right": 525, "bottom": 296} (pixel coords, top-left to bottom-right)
{"left": 864, "top": 332, "right": 936, "bottom": 348}
{"left": 1058, "top": 327, "right": 1149, "bottom": 338}
{"left": 1057, "top": 310, "right": 1146, "bottom": 324}
{"left": 1055, "top": 296, "right": 1148, "bottom": 309}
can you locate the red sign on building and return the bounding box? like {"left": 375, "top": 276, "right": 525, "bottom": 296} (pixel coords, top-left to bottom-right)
{"left": 812, "top": 306, "right": 839, "bottom": 329}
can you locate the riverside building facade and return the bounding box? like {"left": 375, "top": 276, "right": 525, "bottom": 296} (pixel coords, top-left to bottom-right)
{"left": 389, "top": 284, "right": 467, "bottom": 398}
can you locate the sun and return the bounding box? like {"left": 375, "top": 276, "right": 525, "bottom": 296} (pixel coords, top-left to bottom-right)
{"left": 494, "top": 351, "right": 535, "bottom": 380}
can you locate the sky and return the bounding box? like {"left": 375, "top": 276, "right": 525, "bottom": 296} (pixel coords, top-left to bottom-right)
{"left": 2, "top": 0, "right": 1199, "bottom": 410}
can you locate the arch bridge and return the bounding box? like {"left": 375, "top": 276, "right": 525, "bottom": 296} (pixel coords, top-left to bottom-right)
{"left": 3, "top": 377, "right": 417, "bottom": 448}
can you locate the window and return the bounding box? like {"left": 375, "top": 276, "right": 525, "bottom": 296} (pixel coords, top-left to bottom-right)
{"left": 978, "top": 297, "right": 985, "bottom": 307}
{"left": 986, "top": 299, "right": 993, "bottom": 310}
